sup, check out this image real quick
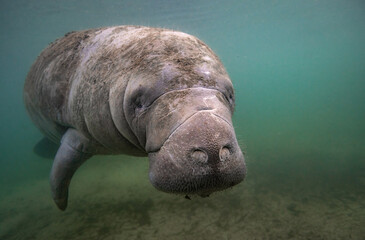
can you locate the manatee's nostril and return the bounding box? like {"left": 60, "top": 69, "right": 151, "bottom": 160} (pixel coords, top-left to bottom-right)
{"left": 191, "top": 149, "right": 208, "bottom": 163}
{"left": 220, "top": 147, "right": 230, "bottom": 162}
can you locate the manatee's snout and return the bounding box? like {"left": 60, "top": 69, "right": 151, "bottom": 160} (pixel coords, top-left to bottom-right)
{"left": 148, "top": 111, "right": 246, "bottom": 197}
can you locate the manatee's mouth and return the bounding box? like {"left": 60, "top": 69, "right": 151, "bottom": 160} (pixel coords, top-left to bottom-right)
{"left": 149, "top": 167, "right": 241, "bottom": 197}
{"left": 147, "top": 111, "right": 246, "bottom": 196}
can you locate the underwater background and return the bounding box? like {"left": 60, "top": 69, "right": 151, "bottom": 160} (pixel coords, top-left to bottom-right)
{"left": 0, "top": 0, "right": 364, "bottom": 239}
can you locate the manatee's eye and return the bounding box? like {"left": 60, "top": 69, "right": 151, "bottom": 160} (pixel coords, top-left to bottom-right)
{"left": 131, "top": 87, "right": 151, "bottom": 116}
{"left": 222, "top": 87, "right": 234, "bottom": 109}
{"left": 130, "top": 87, "right": 144, "bottom": 115}
{"left": 134, "top": 97, "right": 144, "bottom": 115}
{"left": 228, "top": 93, "right": 234, "bottom": 105}
{"left": 135, "top": 99, "right": 143, "bottom": 109}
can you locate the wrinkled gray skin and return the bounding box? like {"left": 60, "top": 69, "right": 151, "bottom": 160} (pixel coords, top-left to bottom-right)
{"left": 24, "top": 26, "right": 246, "bottom": 211}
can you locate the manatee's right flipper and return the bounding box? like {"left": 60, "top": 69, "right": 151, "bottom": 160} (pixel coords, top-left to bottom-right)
{"left": 50, "top": 128, "right": 93, "bottom": 211}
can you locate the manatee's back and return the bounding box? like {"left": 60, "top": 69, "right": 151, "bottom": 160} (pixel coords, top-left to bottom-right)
{"left": 23, "top": 26, "right": 148, "bottom": 146}
{"left": 23, "top": 29, "right": 100, "bottom": 142}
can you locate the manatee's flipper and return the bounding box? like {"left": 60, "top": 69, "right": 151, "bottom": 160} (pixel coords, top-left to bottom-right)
{"left": 33, "top": 137, "right": 59, "bottom": 159}
{"left": 50, "top": 128, "right": 93, "bottom": 211}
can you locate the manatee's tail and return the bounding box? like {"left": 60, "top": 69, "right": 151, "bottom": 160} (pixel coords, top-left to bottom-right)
{"left": 50, "top": 128, "right": 93, "bottom": 211}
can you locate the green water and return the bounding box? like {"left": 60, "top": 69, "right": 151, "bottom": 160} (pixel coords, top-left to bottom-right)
{"left": 0, "top": 0, "right": 364, "bottom": 239}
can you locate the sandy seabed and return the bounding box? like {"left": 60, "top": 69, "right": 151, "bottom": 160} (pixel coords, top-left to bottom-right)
{"left": 0, "top": 154, "right": 364, "bottom": 240}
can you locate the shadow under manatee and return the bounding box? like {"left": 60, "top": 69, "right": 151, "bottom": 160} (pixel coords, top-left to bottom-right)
{"left": 75, "top": 197, "right": 154, "bottom": 226}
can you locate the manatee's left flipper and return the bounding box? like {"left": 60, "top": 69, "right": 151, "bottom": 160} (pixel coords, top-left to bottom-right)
{"left": 33, "top": 137, "right": 59, "bottom": 159}
{"left": 50, "top": 128, "right": 93, "bottom": 211}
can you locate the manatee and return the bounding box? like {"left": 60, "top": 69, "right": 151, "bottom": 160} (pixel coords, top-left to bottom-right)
{"left": 23, "top": 26, "right": 246, "bottom": 210}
